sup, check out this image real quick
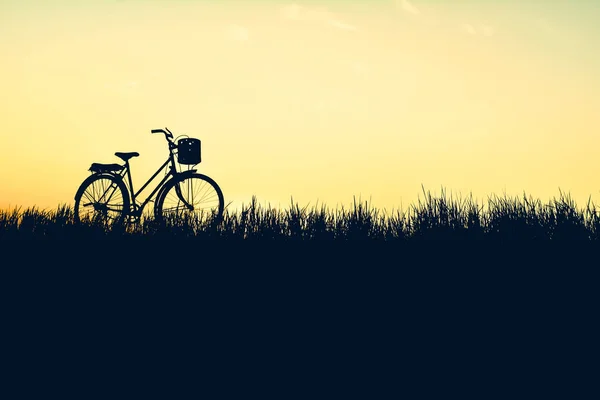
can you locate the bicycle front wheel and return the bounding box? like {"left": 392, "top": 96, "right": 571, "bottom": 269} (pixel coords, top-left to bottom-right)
{"left": 155, "top": 173, "right": 224, "bottom": 224}
{"left": 74, "top": 173, "right": 130, "bottom": 225}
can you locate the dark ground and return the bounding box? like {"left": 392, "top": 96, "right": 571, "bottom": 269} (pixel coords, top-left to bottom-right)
{"left": 1, "top": 239, "right": 597, "bottom": 396}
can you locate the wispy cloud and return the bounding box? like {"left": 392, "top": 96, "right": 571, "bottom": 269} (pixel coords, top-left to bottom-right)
{"left": 281, "top": 4, "right": 302, "bottom": 21}
{"left": 328, "top": 19, "right": 357, "bottom": 32}
{"left": 397, "top": 0, "right": 420, "bottom": 16}
{"left": 461, "top": 23, "right": 477, "bottom": 35}
{"left": 281, "top": 3, "right": 357, "bottom": 32}
{"left": 460, "top": 23, "right": 495, "bottom": 37}
{"left": 226, "top": 24, "right": 249, "bottom": 41}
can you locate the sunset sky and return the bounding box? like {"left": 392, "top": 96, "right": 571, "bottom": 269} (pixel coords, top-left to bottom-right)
{"left": 1, "top": 0, "right": 599, "bottom": 213}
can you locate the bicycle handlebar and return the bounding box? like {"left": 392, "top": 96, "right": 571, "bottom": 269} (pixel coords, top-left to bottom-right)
{"left": 151, "top": 128, "right": 174, "bottom": 139}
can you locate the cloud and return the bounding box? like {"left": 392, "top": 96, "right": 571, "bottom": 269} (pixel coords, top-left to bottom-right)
{"left": 281, "top": 3, "right": 357, "bottom": 32}
{"left": 328, "top": 19, "right": 357, "bottom": 32}
{"left": 397, "top": 0, "right": 420, "bottom": 16}
{"left": 281, "top": 4, "right": 302, "bottom": 20}
{"left": 460, "top": 23, "right": 495, "bottom": 37}
{"left": 461, "top": 23, "right": 477, "bottom": 35}
{"left": 281, "top": 3, "right": 330, "bottom": 22}
{"left": 226, "top": 24, "right": 249, "bottom": 41}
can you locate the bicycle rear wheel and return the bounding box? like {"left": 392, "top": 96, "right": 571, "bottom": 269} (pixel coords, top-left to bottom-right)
{"left": 154, "top": 173, "right": 224, "bottom": 224}
{"left": 74, "top": 173, "right": 130, "bottom": 225}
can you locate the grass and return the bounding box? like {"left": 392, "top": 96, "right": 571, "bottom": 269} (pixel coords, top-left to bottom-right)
{"left": 2, "top": 188, "right": 600, "bottom": 241}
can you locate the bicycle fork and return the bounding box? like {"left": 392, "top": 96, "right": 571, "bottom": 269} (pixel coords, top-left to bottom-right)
{"left": 174, "top": 181, "right": 194, "bottom": 211}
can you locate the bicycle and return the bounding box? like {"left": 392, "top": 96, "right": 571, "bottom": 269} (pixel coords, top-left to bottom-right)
{"left": 73, "top": 127, "right": 224, "bottom": 225}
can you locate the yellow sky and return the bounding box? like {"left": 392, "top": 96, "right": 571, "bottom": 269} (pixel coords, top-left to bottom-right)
{"left": 1, "top": 0, "right": 599, "bottom": 213}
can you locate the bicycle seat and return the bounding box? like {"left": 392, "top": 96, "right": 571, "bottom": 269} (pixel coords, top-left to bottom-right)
{"left": 115, "top": 152, "right": 139, "bottom": 161}
{"left": 89, "top": 163, "right": 124, "bottom": 173}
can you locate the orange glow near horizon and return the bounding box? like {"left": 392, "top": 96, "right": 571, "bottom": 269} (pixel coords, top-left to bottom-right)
{"left": 1, "top": 0, "right": 600, "bottom": 213}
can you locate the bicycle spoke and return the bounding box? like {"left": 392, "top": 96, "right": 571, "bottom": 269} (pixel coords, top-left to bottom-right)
{"left": 75, "top": 175, "right": 128, "bottom": 226}
{"left": 157, "top": 175, "right": 223, "bottom": 223}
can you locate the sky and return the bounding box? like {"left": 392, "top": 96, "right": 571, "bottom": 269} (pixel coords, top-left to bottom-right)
{"left": 1, "top": 0, "right": 600, "bottom": 213}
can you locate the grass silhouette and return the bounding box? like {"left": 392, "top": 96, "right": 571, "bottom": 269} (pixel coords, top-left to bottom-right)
{"left": 2, "top": 188, "right": 600, "bottom": 241}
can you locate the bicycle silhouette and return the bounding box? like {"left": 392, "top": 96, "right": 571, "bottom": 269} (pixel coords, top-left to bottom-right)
{"left": 74, "top": 127, "right": 224, "bottom": 225}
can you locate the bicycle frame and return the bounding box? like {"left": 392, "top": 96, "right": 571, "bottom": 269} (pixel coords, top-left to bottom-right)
{"left": 116, "top": 156, "right": 175, "bottom": 218}
{"left": 109, "top": 135, "right": 195, "bottom": 219}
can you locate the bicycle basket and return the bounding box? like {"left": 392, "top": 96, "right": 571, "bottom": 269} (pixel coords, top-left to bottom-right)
{"left": 177, "top": 138, "right": 201, "bottom": 165}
